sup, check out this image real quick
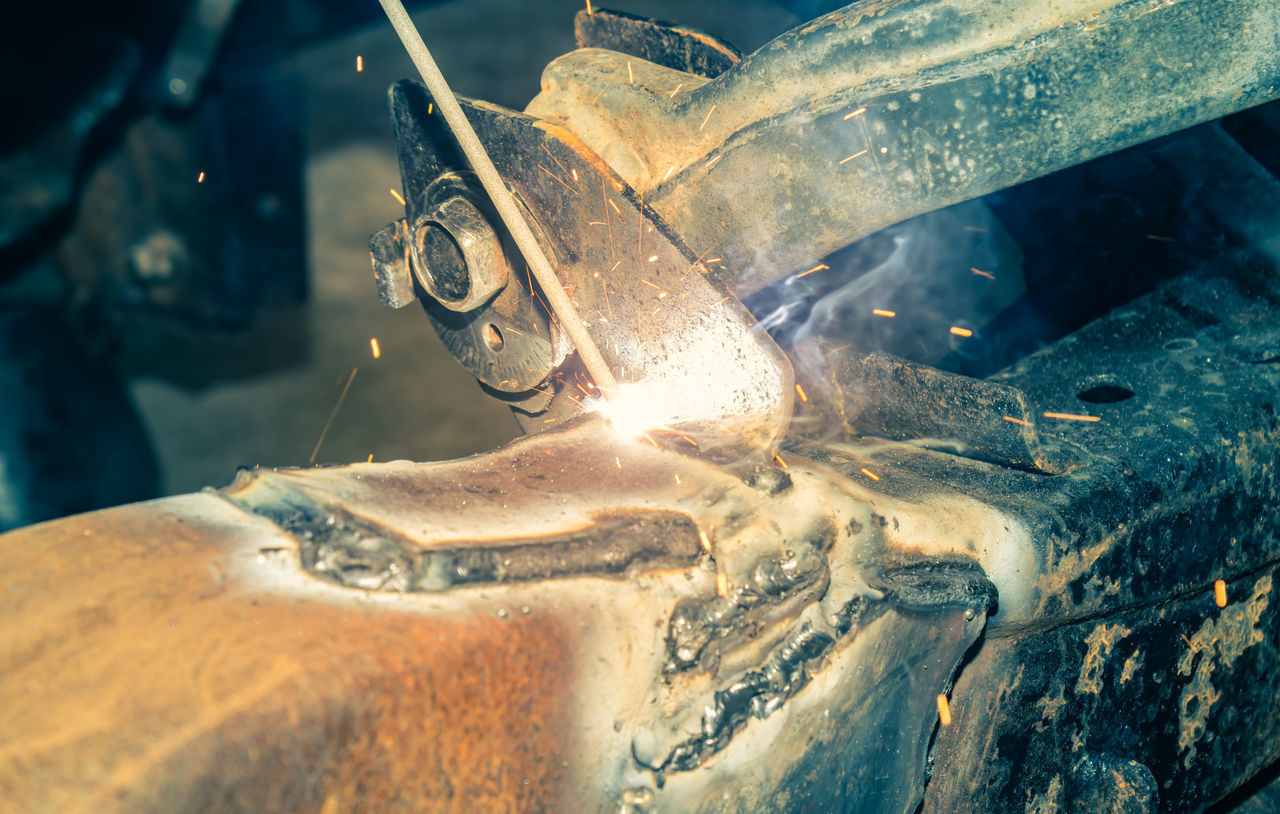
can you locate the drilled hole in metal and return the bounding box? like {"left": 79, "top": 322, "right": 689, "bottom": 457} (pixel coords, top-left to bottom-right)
{"left": 1077, "top": 384, "right": 1135, "bottom": 404}
{"left": 483, "top": 323, "right": 504, "bottom": 352}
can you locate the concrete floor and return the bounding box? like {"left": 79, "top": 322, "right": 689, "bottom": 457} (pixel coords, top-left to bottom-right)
{"left": 129, "top": 0, "right": 798, "bottom": 495}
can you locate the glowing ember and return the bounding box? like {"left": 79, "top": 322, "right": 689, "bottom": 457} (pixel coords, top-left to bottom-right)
{"left": 1042, "top": 411, "right": 1101, "bottom": 423}
{"left": 389, "top": 188, "right": 406, "bottom": 206}
{"left": 872, "top": 308, "right": 896, "bottom": 318}
{"left": 795, "top": 383, "right": 808, "bottom": 403}
{"left": 1214, "top": 579, "right": 1228, "bottom": 607}
{"left": 370, "top": 337, "right": 381, "bottom": 359}
{"left": 937, "top": 694, "right": 952, "bottom": 726}
{"left": 197, "top": 171, "right": 205, "bottom": 183}
{"left": 950, "top": 326, "right": 973, "bottom": 338}
{"left": 356, "top": 55, "right": 364, "bottom": 72}
{"left": 699, "top": 104, "right": 716, "bottom": 132}
{"left": 860, "top": 467, "right": 879, "bottom": 481}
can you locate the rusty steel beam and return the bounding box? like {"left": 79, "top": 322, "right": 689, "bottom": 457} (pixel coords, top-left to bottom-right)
{"left": 0, "top": 419, "right": 999, "bottom": 813}
{"left": 526, "top": 0, "right": 1280, "bottom": 293}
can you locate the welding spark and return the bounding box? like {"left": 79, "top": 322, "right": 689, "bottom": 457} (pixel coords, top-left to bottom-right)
{"left": 370, "top": 337, "right": 381, "bottom": 358}
{"left": 427, "top": 102, "right": 433, "bottom": 114}
{"left": 356, "top": 55, "right": 364, "bottom": 72}
{"left": 587, "top": 376, "right": 722, "bottom": 440}
{"left": 872, "top": 308, "right": 896, "bottom": 318}
{"left": 1214, "top": 579, "right": 1228, "bottom": 607}
{"left": 670, "top": 83, "right": 683, "bottom": 98}
{"left": 615, "top": 456, "right": 621, "bottom": 469}
{"left": 662, "top": 165, "right": 675, "bottom": 182}
{"left": 1042, "top": 411, "right": 1101, "bottom": 423}
{"left": 699, "top": 104, "right": 716, "bottom": 132}
{"left": 310, "top": 367, "right": 358, "bottom": 464}
{"left": 539, "top": 164, "right": 577, "bottom": 193}
{"left": 367, "top": 453, "right": 374, "bottom": 462}
{"left": 699, "top": 530, "right": 712, "bottom": 553}
{"left": 716, "top": 572, "right": 729, "bottom": 597}
{"left": 197, "top": 171, "right": 206, "bottom": 183}
{"left": 839, "top": 149, "right": 869, "bottom": 165}
{"left": 674, "top": 474, "right": 682, "bottom": 485}
{"left": 796, "top": 263, "right": 829, "bottom": 279}
{"left": 1002, "top": 415, "right": 1033, "bottom": 427}
{"left": 648, "top": 255, "right": 659, "bottom": 262}
{"left": 389, "top": 188, "right": 406, "bottom": 206}
{"left": 585, "top": 0, "right": 593, "bottom": 14}
{"left": 587, "top": 383, "right": 674, "bottom": 438}
{"left": 843, "top": 106, "right": 867, "bottom": 120}
{"left": 950, "top": 326, "right": 973, "bottom": 337}
{"left": 860, "top": 467, "right": 880, "bottom": 481}
{"left": 937, "top": 694, "right": 952, "bottom": 726}
{"left": 627, "top": 61, "right": 634, "bottom": 84}
{"left": 795, "top": 383, "right": 808, "bottom": 403}
{"left": 971, "top": 267, "right": 995, "bottom": 280}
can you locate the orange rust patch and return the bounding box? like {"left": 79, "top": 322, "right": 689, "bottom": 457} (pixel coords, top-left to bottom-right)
{"left": 0, "top": 499, "right": 575, "bottom": 813}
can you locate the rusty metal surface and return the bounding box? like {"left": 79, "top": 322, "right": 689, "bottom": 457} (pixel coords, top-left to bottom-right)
{"left": 791, "top": 343, "right": 1076, "bottom": 474}
{"left": 924, "top": 566, "right": 1280, "bottom": 812}
{"left": 0, "top": 495, "right": 576, "bottom": 814}
{"left": 0, "top": 415, "right": 1006, "bottom": 813}
{"left": 6, "top": 2, "right": 1280, "bottom": 811}
{"left": 528, "top": 0, "right": 1280, "bottom": 292}
{"left": 573, "top": 8, "right": 742, "bottom": 79}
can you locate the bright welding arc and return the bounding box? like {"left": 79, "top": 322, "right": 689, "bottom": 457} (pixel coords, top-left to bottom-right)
{"left": 375, "top": 0, "right": 620, "bottom": 397}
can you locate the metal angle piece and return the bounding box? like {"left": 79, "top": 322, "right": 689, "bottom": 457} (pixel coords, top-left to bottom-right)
{"left": 391, "top": 80, "right": 794, "bottom": 453}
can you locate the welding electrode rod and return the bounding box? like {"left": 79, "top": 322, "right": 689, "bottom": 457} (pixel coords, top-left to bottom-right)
{"left": 376, "top": 0, "right": 620, "bottom": 397}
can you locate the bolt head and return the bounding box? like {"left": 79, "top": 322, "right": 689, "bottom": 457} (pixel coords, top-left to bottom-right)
{"left": 410, "top": 196, "right": 508, "bottom": 312}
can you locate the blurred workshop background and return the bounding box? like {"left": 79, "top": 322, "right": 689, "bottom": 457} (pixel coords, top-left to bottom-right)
{"left": 0, "top": 0, "right": 807, "bottom": 530}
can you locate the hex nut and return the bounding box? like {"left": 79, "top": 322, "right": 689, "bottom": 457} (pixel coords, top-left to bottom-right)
{"left": 410, "top": 196, "right": 509, "bottom": 312}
